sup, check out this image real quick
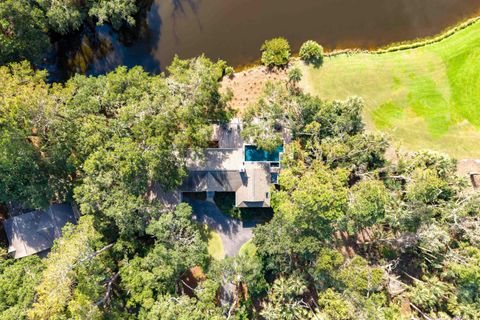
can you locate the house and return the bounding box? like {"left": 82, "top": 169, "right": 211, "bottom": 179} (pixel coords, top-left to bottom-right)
{"left": 179, "top": 119, "right": 282, "bottom": 208}
{"left": 152, "top": 118, "right": 283, "bottom": 208}
{"left": 3, "top": 203, "right": 77, "bottom": 259}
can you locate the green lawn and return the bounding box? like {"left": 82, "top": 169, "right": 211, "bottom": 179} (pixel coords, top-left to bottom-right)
{"left": 239, "top": 239, "right": 257, "bottom": 257}
{"left": 200, "top": 224, "right": 225, "bottom": 260}
{"left": 299, "top": 20, "right": 480, "bottom": 159}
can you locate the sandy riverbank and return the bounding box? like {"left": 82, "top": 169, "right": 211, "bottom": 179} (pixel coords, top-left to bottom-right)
{"left": 220, "top": 66, "right": 288, "bottom": 114}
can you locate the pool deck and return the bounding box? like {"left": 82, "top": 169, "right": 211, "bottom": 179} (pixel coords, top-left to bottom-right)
{"left": 186, "top": 148, "right": 245, "bottom": 171}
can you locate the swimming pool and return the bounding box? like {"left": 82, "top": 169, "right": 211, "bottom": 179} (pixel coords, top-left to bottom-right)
{"left": 244, "top": 145, "right": 283, "bottom": 162}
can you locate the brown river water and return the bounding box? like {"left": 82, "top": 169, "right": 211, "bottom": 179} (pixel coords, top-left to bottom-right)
{"left": 48, "top": 0, "right": 480, "bottom": 79}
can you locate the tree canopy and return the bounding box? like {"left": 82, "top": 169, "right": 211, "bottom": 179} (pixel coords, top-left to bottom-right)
{"left": 0, "top": 50, "right": 478, "bottom": 319}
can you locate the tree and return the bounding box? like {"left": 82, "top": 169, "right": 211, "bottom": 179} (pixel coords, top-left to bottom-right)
{"left": 71, "top": 58, "right": 233, "bottom": 237}
{"left": 261, "top": 275, "right": 313, "bottom": 320}
{"left": 36, "top": 0, "right": 138, "bottom": 35}
{"left": 254, "top": 160, "right": 349, "bottom": 273}
{"left": 29, "top": 216, "right": 110, "bottom": 319}
{"left": 317, "top": 289, "right": 354, "bottom": 320}
{"left": 260, "top": 37, "right": 291, "bottom": 68}
{"left": 288, "top": 66, "right": 303, "bottom": 88}
{"left": 299, "top": 40, "right": 324, "bottom": 66}
{"left": 0, "top": 255, "right": 44, "bottom": 320}
{"left": 36, "top": 0, "right": 86, "bottom": 35}
{"left": 0, "top": 0, "right": 50, "bottom": 64}
{"left": 89, "top": 0, "right": 137, "bottom": 29}
{"left": 0, "top": 62, "right": 69, "bottom": 209}
{"left": 120, "top": 204, "right": 209, "bottom": 313}
{"left": 344, "top": 180, "right": 389, "bottom": 234}
{"left": 144, "top": 283, "right": 224, "bottom": 320}
{"left": 242, "top": 82, "right": 294, "bottom": 151}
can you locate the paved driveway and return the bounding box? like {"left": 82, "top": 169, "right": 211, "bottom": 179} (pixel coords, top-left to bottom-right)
{"left": 187, "top": 199, "right": 257, "bottom": 257}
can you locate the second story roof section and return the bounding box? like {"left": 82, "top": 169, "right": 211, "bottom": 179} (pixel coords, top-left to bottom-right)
{"left": 236, "top": 163, "right": 271, "bottom": 208}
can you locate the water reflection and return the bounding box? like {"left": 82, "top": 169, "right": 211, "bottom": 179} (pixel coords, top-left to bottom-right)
{"left": 47, "top": 0, "right": 480, "bottom": 81}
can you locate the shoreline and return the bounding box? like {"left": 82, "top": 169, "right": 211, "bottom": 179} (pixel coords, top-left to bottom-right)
{"left": 232, "top": 15, "right": 480, "bottom": 72}
{"left": 224, "top": 16, "right": 480, "bottom": 115}
{"left": 221, "top": 15, "right": 480, "bottom": 165}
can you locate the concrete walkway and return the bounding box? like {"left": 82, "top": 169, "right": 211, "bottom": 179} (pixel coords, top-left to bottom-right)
{"left": 187, "top": 199, "right": 257, "bottom": 257}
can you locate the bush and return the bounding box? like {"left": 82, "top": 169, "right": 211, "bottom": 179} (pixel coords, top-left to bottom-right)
{"left": 299, "top": 40, "right": 324, "bottom": 66}
{"left": 288, "top": 67, "right": 303, "bottom": 85}
{"left": 260, "top": 37, "right": 291, "bottom": 68}
{"left": 224, "top": 66, "right": 235, "bottom": 78}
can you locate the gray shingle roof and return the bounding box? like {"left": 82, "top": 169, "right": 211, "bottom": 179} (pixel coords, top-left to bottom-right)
{"left": 180, "top": 171, "right": 243, "bottom": 192}
{"left": 3, "top": 204, "right": 77, "bottom": 259}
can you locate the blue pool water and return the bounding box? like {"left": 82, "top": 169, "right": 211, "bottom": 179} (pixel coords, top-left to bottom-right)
{"left": 245, "top": 145, "right": 283, "bottom": 162}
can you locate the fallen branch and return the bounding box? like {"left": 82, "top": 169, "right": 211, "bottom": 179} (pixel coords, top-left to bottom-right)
{"left": 78, "top": 243, "right": 115, "bottom": 264}
{"left": 410, "top": 303, "right": 434, "bottom": 320}
{"left": 96, "top": 271, "right": 120, "bottom": 307}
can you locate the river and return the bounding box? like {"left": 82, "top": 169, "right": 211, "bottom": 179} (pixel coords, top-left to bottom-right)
{"left": 47, "top": 0, "right": 480, "bottom": 80}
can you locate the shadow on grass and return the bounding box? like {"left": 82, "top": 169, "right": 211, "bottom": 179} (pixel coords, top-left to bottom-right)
{"left": 198, "top": 223, "right": 224, "bottom": 260}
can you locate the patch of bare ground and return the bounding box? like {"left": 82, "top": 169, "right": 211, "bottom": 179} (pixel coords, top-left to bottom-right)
{"left": 457, "top": 159, "right": 480, "bottom": 189}
{"left": 220, "top": 66, "right": 288, "bottom": 114}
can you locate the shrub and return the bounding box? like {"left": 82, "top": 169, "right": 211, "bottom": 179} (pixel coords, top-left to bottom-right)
{"left": 224, "top": 66, "right": 235, "bottom": 78}
{"left": 299, "top": 40, "right": 324, "bottom": 66}
{"left": 288, "top": 67, "right": 303, "bottom": 85}
{"left": 260, "top": 37, "right": 291, "bottom": 68}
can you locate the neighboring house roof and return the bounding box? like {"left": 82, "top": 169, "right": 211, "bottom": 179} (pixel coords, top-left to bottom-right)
{"left": 3, "top": 204, "right": 77, "bottom": 259}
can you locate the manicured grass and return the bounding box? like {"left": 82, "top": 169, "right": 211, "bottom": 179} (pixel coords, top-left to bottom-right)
{"left": 300, "top": 20, "right": 480, "bottom": 159}
{"left": 200, "top": 224, "right": 225, "bottom": 260}
{"left": 239, "top": 239, "right": 257, "bottom": 257}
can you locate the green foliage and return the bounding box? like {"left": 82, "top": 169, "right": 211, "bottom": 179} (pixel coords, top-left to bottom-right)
{"left": 409, "top": 276, "right": 454, "bottom": 313}
{"left": 212, "top": 253, "right": 268, "bottom": 299}
{"left": 0, "top": 256, "right": 43, "bottom": 320}
{"left": 345, "top": 180, "right": 389, "bottom": 234}
{"left": 89, "top": 0, "right": 137, "bottom": 29}
{"left": 70, "top": 58, "right": 232, "bottom": 237}
{"left": 255, "top": 161, "right": 349, "bottom": 272}
{"left": 36, "top": 0, "right": 138, "bottom": 35}
{"left": 337, "top": 256, "right": 385, "bottom": 294}
{"left": 120, "top": 204, "right": 209, "bottom": 313}
{"left": 29, "top": 216, "right": 107, "bottom": 319}
{"left": 260, "top": 37, "right": 291, "bottom": 67}
{"left": 0, "top": 0, "right": 50, "bottom": 64}
{"left": 299, "top": 40, "right": 324, "bottom": 66}
{"left": 0, "top": 62, "right": 71, "bottom": 208}
{"left": 143, "top": 285, "right": 224, "bottom": 320}
{"left": 36, "top": 0, "right": 85, "bottom": 34}
{"left": 288, "top": 66, "right": 303, "bottom": 85}
{"left": 242, "top": 82, "right": 291, "bottom": 151}
{"left": 224, "top": 66, "right": 235, "bottom": 77}
{"left": 261, "top": 275, "right": 313, "bottom": 320}
{"left": 317, "top": 289, "right": 353, "bottom": 320}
